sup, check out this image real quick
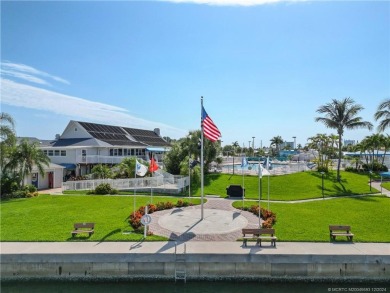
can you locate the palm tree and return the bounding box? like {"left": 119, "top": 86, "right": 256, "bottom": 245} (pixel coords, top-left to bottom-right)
{"left": 0, "top": 112, "right": 16, "bottom": 173}
{"left": 375, "top": 99, "right": 390, "bottom": 132}
{"left": 270, "top": 136, "right": 283, "bottom": 155}
{"left": 315, "top": 98, "right": 373, "bottom": 181}
{"left": 7, "top": 139, "right": 50, "bottom": 187}
{"left": 232, "top": 141, "right": 239, "bottom": 156}
{"left": 118, "top": 157, "right": 136, "bottom": 178}
{"left": 91, "top": 164, "right": 112, "bottom": 179}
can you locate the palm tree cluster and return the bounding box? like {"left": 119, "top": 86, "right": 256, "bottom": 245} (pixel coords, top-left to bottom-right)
{"left": 1, "top": 112, "right": 50, "bottom": 196}
{"left": 353, "top": 134, "right": 390, "bottom": 172}
{"left": 307, "top": 134, "right": 339, "bottom": 172}
{"left": 315, "top": 98, "right": 389, "bottom": 180}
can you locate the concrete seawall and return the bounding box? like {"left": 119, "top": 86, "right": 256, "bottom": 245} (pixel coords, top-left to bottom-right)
{"left": 1, "top": 242, "right": 389, "bottom": 281}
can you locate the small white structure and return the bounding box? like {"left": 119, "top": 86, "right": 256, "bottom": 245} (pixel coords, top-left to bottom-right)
{"left": 23, "top": 163, "right": 64, "bottom": 190}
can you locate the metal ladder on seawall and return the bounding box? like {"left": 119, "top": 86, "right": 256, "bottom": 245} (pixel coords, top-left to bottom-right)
{"left": 174, "top": 241, "right": 187, "bottom": 283}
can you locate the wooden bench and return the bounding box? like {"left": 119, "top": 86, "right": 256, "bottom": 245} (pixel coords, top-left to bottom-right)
{"left": 71, "top": 222, "right": 95, "bottom": 237}
{"left": 242, "top": 228, "right": 277, "bottom": 247}
{"left": 329, "top": 225, "right": 354, "bottom": 241}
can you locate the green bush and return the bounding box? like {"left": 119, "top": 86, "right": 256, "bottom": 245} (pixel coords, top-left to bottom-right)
{"left": 109, "top": 188, "right": 118, "bottom": 195}
{"left": 94, "top": 183, "right": 113, "bottom": 195}
{"left": 24, "top": 184, "right": 37, "bottom": 193}
{"left": 0, "top": 174, "right": 19, "bottom": 197}
{"left": 362, "top": 162, "right": 388, "bottom": 172}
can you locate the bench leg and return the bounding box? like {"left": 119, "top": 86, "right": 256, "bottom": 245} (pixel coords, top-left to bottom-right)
{"left": 243, "top": 239, "right": 247, "bottom": 247}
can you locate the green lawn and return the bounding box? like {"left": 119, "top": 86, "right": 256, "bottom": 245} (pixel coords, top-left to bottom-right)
{"left": 233, "top": 196, "right": 390, "bottom": 242}
{"left": 382, "top": 181, "right": 390, "bottom": 191}
{"left": 194, "top": 171, "right": 377, "bottom": 200}
{"left": 0, "top": 195, "right": 200, "bottom": 242}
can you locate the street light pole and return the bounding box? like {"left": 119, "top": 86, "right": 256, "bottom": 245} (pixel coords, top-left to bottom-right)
{"left": 293, "top": 136, "right": 296, "bottom": 150}
{"left": 252, "top": 136, "right": 255, "bottom": 157}
{"left": 369, "top": 170, "right": 372, "bottom": 192}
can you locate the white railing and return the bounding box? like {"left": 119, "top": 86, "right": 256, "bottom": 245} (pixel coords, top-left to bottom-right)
{"left": 62, "top": 175, "right": 189, "bottom": 193}
{"left": 75, "top": 155, "right": 147, "bottom": 164}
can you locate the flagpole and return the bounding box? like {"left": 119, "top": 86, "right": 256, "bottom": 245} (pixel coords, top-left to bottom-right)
{"left": 150, "top": 153, "right": 153, "bottom": 204}
{"left": 200, "top": 96, "right": 204, "bottom": 220}
{"left": 259, "top": 164, "right": 262, "bottom": 228}
{"left": 267, "top": 156, "right": 270, "bottom": 211}
{"left": 134, "top": 158, "right": 136, "bottom": 214}
{"left": 242, "top": 144, "right": 245, "bottom": 209}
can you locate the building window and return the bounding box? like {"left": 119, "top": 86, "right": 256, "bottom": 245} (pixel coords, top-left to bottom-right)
{"left": 48, "top": 150, "right": 53, "bottom": 156}
{"left": 54, "top": 150, "right": 60, "bottom": 156}
{"left": 61, "top": 150, "right": 66, "bottom": 156}
{"left": 110, "top": 149, "right": 113, "bottom": 156}
{"left": 118, "top": 149, "right": 123, "bottom": 156}
{"left": 43, "top": 150, "right": 48, "bottom": 155}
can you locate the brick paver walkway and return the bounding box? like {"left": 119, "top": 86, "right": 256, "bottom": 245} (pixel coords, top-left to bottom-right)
{"left": 148, "top": 197, "right": 260, "bottom": 241}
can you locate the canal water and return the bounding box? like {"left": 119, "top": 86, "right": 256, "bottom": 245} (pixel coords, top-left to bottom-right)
{"left": 2, "top": 280, "right": 389, "bottom": 293}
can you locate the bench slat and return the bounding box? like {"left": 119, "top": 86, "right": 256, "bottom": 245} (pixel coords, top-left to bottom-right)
{"left": 71, "top": 222, "right": 95, "bottom": 237}
{"left": 242, "top": 228, "right": 277, "bottom": 247}
{"left": 329, "top": 225, "right": 354, "bottom": 241}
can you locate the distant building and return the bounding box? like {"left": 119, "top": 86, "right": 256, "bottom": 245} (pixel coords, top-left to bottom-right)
{"left": 281, "top": 141, "right": 294, "bottom": 150}
{"left": 344, "top": 140, "right": 356, "bottom": 146}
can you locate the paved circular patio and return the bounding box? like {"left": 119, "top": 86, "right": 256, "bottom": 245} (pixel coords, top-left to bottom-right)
{"left": 148, "top": 197, "right": 260, "bottom": 241}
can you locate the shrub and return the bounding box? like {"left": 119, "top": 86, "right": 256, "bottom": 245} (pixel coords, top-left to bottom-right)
{"left": 241, "top": 205, "right": 277, "bottom": 228}
{"left": 10, "top": 190, "right": 29, "bottom": 198}
{"left": 345, "top": 167, "right": 358, "bottom": 173}
{"left": 94, "top": 183, "right": 112, "bottom": 195}
{"left": 129, "top": 211, "right": 143, "bottom": 229}
{"left": 129, "top": 200, "right": 192, "bottom": 231}
{"left": 164, "top": 202, "right": 174, "bottom": 209}
{"left": 156, "top": 202, "right": 166, "bottom": 211}
{"left": 148, "top": 204, "right": 157, "bottom": 213}
{"left": 24, "top": 184, "right": 37, "bottom": 193}
{"left": 109, "top": 188, "right": 118, "bottom": 195}
{"left": 0, "top": 174, "right": 19, "bottom": 197}
{"left": 138, "top": 206, "right": 146, "bottom": 216}
{"left": 362, "top": 163, "right": 388, "bottom": 172}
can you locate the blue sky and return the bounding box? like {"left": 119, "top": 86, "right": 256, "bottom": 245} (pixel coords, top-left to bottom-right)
{"left": 1, "top": 0, "right": 389, "bottom": 148}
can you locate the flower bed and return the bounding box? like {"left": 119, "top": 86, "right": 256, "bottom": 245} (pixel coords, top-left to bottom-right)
{"left": 129, "top": 200, "right": 193, "bottom": 231}
{"left": 240, "top": 205, "right": 277, "bottom": 228}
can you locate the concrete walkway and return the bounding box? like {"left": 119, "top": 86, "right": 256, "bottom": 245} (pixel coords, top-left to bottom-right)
{"left": 1, "top": 241, "right": 389, "bottom": 256}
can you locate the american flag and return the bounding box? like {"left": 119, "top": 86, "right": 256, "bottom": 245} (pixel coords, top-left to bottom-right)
{"left": 202, "top": 106, "right": 221, "bottom": 142}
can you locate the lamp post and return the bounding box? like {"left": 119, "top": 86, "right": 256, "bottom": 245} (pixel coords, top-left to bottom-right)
{"left": 292, "top": 136, "right": 296, "bottom": 150}
{"left": 252, "top": 136, "right": 255, "bottom": 157}
{"left": 369, "top": 170, "right": 372, "bottom": 192}
{"left": 320, "top": 171, "right": 325, "bottom": 199}
{"left": 188, "top": 134, "right": 192, "bottom": 199}
{"left": 258, "top": 166, "right": 263, "bottom": 228}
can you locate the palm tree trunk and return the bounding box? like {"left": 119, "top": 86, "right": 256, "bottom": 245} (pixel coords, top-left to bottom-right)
{"left": 337, "top": 133, "right": 342, "bottom": 181}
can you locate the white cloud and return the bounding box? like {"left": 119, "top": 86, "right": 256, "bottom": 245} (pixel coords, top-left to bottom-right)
{"left": 1, "top": 61, "right": 70, "bottom": 86}
{"left": 0, "top": 78, "right": 187, "bottom": 138}
{"left": 160, "top": 0, "right": 304, "bottom": 6}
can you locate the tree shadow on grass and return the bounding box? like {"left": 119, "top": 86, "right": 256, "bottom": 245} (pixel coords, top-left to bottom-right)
{"left": 97, "top": 228, "right": 122, "bottom": 244}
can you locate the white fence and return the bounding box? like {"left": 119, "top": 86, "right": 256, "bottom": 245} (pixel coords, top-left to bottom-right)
{"left": 62, "top": 175, "right": 189, "bottom": 194}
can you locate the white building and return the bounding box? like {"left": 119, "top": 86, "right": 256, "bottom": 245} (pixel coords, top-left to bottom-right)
{"left": 37, "top": 120, "right": 171, "bottom": 180}
{"left": 23, "top": 163, "right": 64, "bottom": 190}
